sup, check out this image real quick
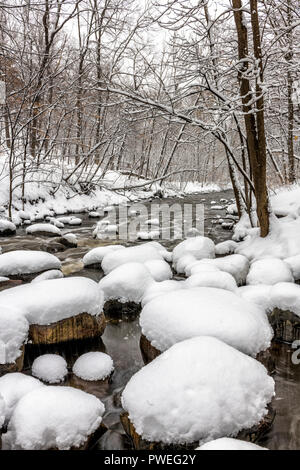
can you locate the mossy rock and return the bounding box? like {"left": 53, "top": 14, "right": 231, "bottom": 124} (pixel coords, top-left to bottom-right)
{"left": 29, "top": 312, "right": 106, "bottom": 345}
{"left": 0, "top": 344, "right": 25, "bottom": 376}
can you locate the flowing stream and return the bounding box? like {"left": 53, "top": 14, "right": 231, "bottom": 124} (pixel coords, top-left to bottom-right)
{"left": 0, "top": 190, "right": 297, "bottom": 450}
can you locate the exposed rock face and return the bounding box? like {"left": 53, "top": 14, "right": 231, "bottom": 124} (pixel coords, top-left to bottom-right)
{"left": 103, "top": 300, "right": 141, "bottom": 321}
{"left": 269, "top": 308, "right": 300, "bottom": 343}
{"left": 140, "top": 334, "right": 160, "bottom": 365}
{"left": 29, "top": 312, "right": 106, "bottom": 345}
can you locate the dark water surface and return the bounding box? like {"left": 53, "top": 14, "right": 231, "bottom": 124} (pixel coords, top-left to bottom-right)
{"left": 0, "top": 190, "right": 297, "bottom": 450}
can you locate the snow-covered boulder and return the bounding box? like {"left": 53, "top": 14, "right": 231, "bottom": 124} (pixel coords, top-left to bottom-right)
{"left": 83, "top": 245, "right": 125, "bottom": 268}
{"left": 121, "top": 336, "right": 275, "bottom": 446}
{"left": 32, "top": 355, "right": 68, "bottom": 384}
{"left": 143, "top": 260, "right": 172, "bottom": 282}
{"left": 67, "top": 217, "right": 82, "bottom": 226}
{"left": 0, "top": 373, "right": 44, "bottom": 423}
{"left": 4, "top": 386, "right": 105, "bottom": 450}
{"left": 89, "top": 212, "right": 101, "bottom": 218}
{"left": 0, "top": 277, "right": 105, "bottom": 344}
{"left": 26, "top": 223, "right": 61, "bottom": 237}
{"left": 99, "top": 262, "right": 154, "bottom": 304}
{"left": 238, "top": 285, "right": 272, "bottom": 313}
{"left": 172, "top": 237, "right": 215, "bottom": 274}
{"left": 184, "top": 271, "right": 237, "bottom": 292}
{"left": 270, "top": 282, "right": 300, "bottom": 317}
{"left": 31, "top": 270, "right": 63, "bottom": 283}
{"left": 140, "top": 288, "right": 272, "bottom": 358}
{"left": 187, "top": 254, "right": 249, "bottom": 285}
{"left": 73, "top": 352, "right": 114, "bottom": 381}
{"left": 102, "top": 244, "right": 164, "bottom": 275}
{"left": 0, "top": 306, "right": 29, "bottom": 372}
{"left": 215, "top": 240, "right": 238, "bottom": 256}
{"left": 137, "top": 231, "right": 160, "bottom": 241}
{"left": 0, "top": 250, "right": 61, "bottom": 281}
{"left": 246, "top": 258, "right": 294, "bottom": 286}
{"left": 142, "top": 280, "right": 184, "bottom": 306}
{"left": 197, "top": 437, "right": 267, "bottom": 450}
{"left": 0, "top": 219, "right": 16, "bottom": 237}
{"left": 59, "top": 233, "right": 78, "bottom": 248}
{"left": 285, "top": 254, "right": 300, "bottom": 282}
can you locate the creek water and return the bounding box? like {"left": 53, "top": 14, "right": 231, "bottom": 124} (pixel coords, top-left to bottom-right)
{"left": 0, "top": 190, "right": 298, "bottom": 450}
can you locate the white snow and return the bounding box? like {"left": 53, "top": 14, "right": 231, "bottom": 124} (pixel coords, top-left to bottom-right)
{"left": 141, "top": 280, "right": 184, "bottom": 306}
{"left": 99, "top": 262, "right": 155, "bottom": 303}
{"left": 215, "top": 240, "right": 238, "bottom": 256}
{"left": 187, "top": 254, "right": 249, "bottom": 285}
{"left": 140, "top": 288, "right": 272, "bottom": 356}
{"left": 0, "top": 394, "right": 5, "bottom": 428}
{"left": 0, "top": 373, "right": 44, "bottom": 422}
{"left": 32, "top": 354, "right": 68, "bottom": 384}
{"left": 143, "top": 259, "right": 172, "bottom": 282}
{"left": 246, "top": 258, "right": 294, "bottom": 286}
{"left": 0, "top": 250, "right": 61, "bottom": 277}
{"left": 172, "top": 237, "right": 215, "bottom": 274}
{"left": 62, "top": 233, "right": 77, "bottom": 245}
{"left": 72, "top": 352, "right": 114, "bottom": 381}
{"left": 285, "top": 254, "right": 300, "bottom": 281}
{"left": 0, "top": 277, "right": 104, "bottom": 325}
{"left": 269, "top": 282, "right": 300, "bottom": 317}
{"left": 137, "top": 231, "right": 160, "bottom": 240}
{"left": 31, "top": 270, "right": 64, "bottom": 283}
{"left": 0, "top": 306, "right": 29, "bottom": 364}
{"left": 185, "top": 271, "right": 237, "bottom": 292}
{"left": 67, "top": 217, "right": 82, "bottom": 226}
{"left": 101, "top": 243, "right": 164, "bottom": 274}
{"left": 83, "top": 245, "right": 125, "bottom": 267}
{"left": 0, "top": 219, "right": 16, "bottom": 234}
{"left": 121, "top": 336, "right": 275, "bottom": 445}
{"left": 4, "top": 386, "right": 105, "bottom": 450}
{"left": 26, "top": 223, "right": 61, "bottom": 236}
{"left": 238, "top": 285, "right": 272, "bottom": 313}
{"left": 197, "top": 437, "right": 267, "bottom": 450}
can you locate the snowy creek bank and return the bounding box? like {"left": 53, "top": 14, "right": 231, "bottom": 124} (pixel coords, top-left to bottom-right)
{"left": 0, "top": 189, "right": 297, "bottom": 450}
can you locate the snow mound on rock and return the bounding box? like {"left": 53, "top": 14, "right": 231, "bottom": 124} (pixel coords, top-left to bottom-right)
{"left": 0, "top": 250, "right": 61, "bottom": 276}
{"left": 4, "top": 386, "right": 105, "bottom": 450}
{"left": 32, "top": 355, "right": 68, "bottom": 384}
{"left": 73, "top": 352, "right": 114, "bottom": 381}
{"left": 140, "top": 288, "right": 272, "bottom": 356}
{"left": 31, "top": 270, "right": 63, "bottom": 283}
{"left": 197, "top": 437, "right": 267, "bottom": 450}
{"left": 83, "top": 245, "right": 125, "bottom": 267}
{"left": 0, "top": 277, "right": 104, "bottom": 325}
{"left": 238, "top": 285, "right": 272, "bottom": 313}
{"left": 187, "top": 254, "right": 249, "bottom": 285}
{"left": 246, "top": 258, "right": 294, "bottom": 286}
{"left": 26, "top": 223, "right": 61, "bottom": 236}
{"left": 99, "top": 262, "right": 154, "bottom": 303}
{"left": 141, "top": 280, "right": 184, "bottom": 306}
{"left": 0, "top": 306, "right": 29, "bottom": 364}
{"left": 0, "top": 219, "right": 16, "bottom": 234}
{"left": 102, "top": 243, "right": 164, "bottom": 274}
{"left": 144, "top": 259, "right": 172, "bottom": 282}
{"left": 215, "top": 240, "right": 238, "bottom": 256}
{"left": 185, "top": 271, "right": 237, "bottom": 292}
{"left": 270, "top": 282, "right": 300, "bottom": 317}
{"left": 0, "top": 373, "right": 44, "bottom": 422}
{"left": 172, "top": 237, "right": 215, "bottom": 274}
{"left": 121, "top": 336, "right": 275, "bottom": 445}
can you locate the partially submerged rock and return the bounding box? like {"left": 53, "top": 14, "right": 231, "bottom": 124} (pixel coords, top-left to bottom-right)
{"left": 26, "top": 223, "right": 62, "bottom": 238}
{"left": 72, "top": 352, "right": 114, "bottom": 382}
{"left": 121, "top": 337, "right": 275, "bottom": 448}
{"left": 140, "top": 288, "right": 273, "bottom": 358}
{"left": 3, "top": 386, "right": 105, "bottom": 450}
{"left": 0, "top": 220, "right": 16, "bottom": 237}
{"left": 0, "top": 277, "right": 105, "bottom": 344}
{"left": 0, "top": 250, "right": 61, "bottom": 282}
